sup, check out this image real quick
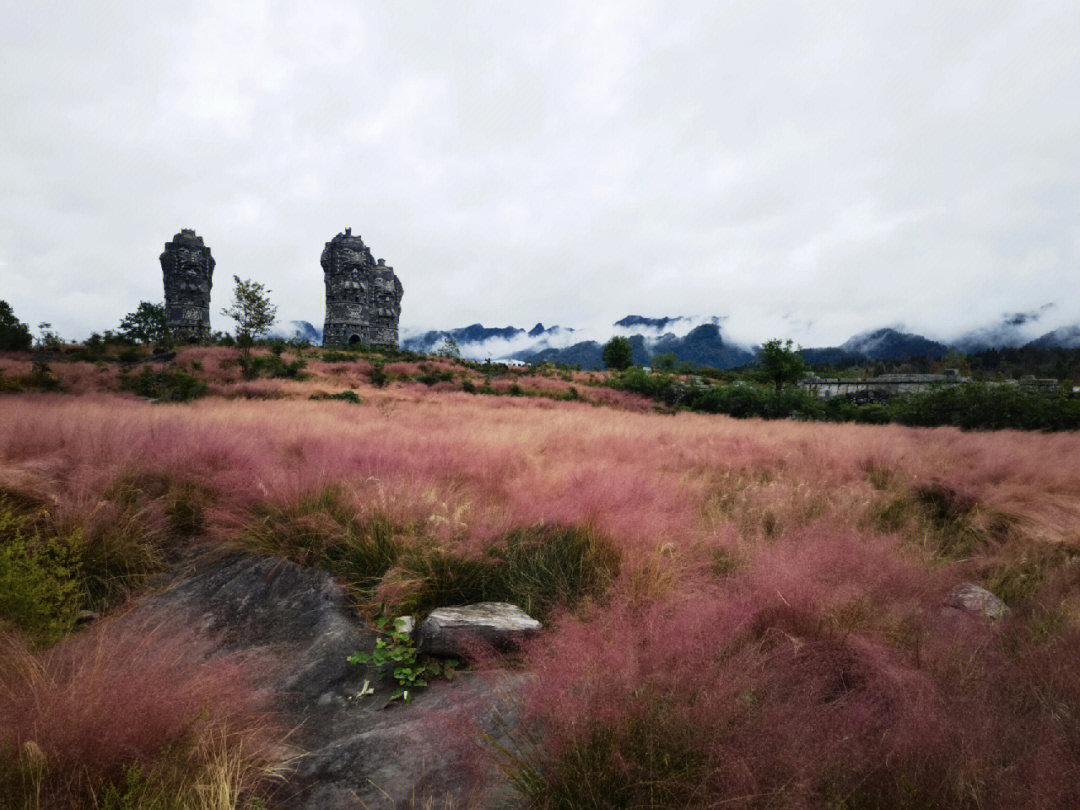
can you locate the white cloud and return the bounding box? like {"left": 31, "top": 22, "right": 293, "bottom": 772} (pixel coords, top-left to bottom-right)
{"left": 1, "top": 0, "right": 1078, "bottom": 346}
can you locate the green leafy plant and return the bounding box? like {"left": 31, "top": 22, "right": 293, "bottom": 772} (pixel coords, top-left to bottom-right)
{"left": 347, "top": 615, "right": 456, "bottom": 703}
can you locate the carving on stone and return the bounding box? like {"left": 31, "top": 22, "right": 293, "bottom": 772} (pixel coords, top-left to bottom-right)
{"left": 321, "top": 229, "right": 403, "bottom": 348}
{"left": 160, "top": 229, "right": 215, "bottom": 343}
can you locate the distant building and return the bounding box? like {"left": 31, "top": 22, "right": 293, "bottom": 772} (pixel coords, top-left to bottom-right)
{"left": 161, "top": 229, "right": 214, "bottom": 342}
{"left": 321, "top": 228, "right": 403, "bottom": 348}
{"left": 801, "top": 371, "right": 1059, "bottom": 401}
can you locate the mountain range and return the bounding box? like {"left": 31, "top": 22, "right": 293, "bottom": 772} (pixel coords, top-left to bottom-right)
{"left": 273, "top": 315, "right": 1080, "bottom": 370}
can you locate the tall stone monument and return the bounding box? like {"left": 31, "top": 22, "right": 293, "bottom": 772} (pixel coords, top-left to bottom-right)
{"left": 322, "top": 228, "right": 403, "bottom": 348}
{"left": 161, "top": 229, "right": 215, "bottom": 342}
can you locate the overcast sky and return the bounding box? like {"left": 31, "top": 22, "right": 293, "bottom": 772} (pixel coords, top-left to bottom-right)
{"left": 3, "top": 1, "right": 1078, "bottom": 346}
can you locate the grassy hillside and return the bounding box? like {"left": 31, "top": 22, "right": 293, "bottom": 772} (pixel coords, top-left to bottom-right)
{"left": 3, "top": 345, "right": 1080, "bottom": 807}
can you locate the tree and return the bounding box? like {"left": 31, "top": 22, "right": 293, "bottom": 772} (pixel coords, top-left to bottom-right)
{"left": 221, "top": 275, "right": 277, "bottom": 353}
{"left": 652, "top": 352, "right": 678, "bottom": 371}
{"left": 0, "top": 300, "right": 32, "bottom": 351}
{"left": 435, "top": 336, "right": 461, "bottom": 359}
{"left": 118, "top": 301, "right": 168, "bottom": 344}
{"left": 757, "top": 338, "right": 806, "bottom": 393}
{"left": 602, "top": 336, "right": 633, "bottom": 371}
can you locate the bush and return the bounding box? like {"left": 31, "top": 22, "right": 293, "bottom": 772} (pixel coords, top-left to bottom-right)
{"left": 369, "top": 361, "right": 389, "bottom": 387}
{"left": 121, "top": 368, "right": 208, "bottom": 402}
{"left": 244, "top": 492, "right": 402, "bottom": 604}
{"left": 0, "top": 501, "right": 85, "bottom": 646}
{"left": 0, "top": 482, "right": 169, "bottom": 647}
{"left": 239, "top": 345, "right": 307, "bottom": 380}
{"left": 392, "top": 525, "right": 619, "bottom": 620}
{"left": 310, "top": 390, "right": 362, "bottom": 404}
{"left": 244, "top": 492, "right": 619, "bottom": 622}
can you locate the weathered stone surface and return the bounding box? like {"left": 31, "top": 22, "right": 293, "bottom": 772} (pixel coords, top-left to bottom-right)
{"left": 161, "top": 228, "right": 214, "bottom": 343}
{"left": 418, "top": 603, "right": 542, "bottom": 658}
{"left": 947, "top": 583, "right": 1010, "bottom": 620}
{"left": 134, "top": 552, "right": 525, "bottom": 809}
{"left": 322, "top": 227, "right": 403, "bottom": 349}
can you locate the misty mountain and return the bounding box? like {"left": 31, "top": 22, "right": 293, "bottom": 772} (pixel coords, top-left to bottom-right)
{"left": 614, "top": 315, "right": 689, "bottom": 331}
{"left": 280, "top": 311, "right": 1080, "bottom": 370}
{"left": 953, "top": 306, "right": 1056, "bottom": 352}
{"left": 1027, "top": 325, "right": 1080, "bottom": 350}
{"left": 268, "top": 320, "right": 322, "bottom": 343}
{"left": 837, "top": 328, "right": 950, "bottom": 361}
{"left": 401, "top": 322, "right": 569, "bottom": 353}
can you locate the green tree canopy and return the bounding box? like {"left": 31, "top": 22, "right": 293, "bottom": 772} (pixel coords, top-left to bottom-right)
{"left": 602, "top": 336, "right": 633, "bottom": 371}
{"left": 757, "top": 338, "right": 806, "bottom": 393}
{"left": 118, "top": 301, "right": 168, "bottom": 344}
{"left": 0, "top": 300, "right": 32, "bottom": 351}
{"left": 221, "top": 275, "right": 278, "bottom": 351}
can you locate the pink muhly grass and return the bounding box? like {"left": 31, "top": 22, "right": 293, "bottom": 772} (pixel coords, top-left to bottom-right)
{"left": 0, "top": 616, "right": 279, "bottom": 792}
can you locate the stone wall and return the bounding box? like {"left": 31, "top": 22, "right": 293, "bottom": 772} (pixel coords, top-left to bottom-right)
{"left": 161, "top": 229, "right": 214, "bottom": 342}
{"left": 321, "top": 228, "right": 402, "bottom": 348}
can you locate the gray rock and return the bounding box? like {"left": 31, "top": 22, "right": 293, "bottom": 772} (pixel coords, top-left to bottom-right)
{"left": 418, "top": 603, "right": 542, "bottom": 658}
{"left": 947, "top": 583, "right": 1010, "bottom": 620}
{"left": 132, "top": 552, "right": 525, "bottom": 809}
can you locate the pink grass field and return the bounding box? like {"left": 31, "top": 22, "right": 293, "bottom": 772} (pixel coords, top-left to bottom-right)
{"left": 3, "top": 371, "right": 1080, "bottom": 805}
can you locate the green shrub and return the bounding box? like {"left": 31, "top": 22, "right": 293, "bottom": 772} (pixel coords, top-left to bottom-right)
{"left": 239, "top": 347, "right": 307, "bottom": 380}
{"left": 0, "top": 499, "right": 85, "bottom": 645}
{"left": 26, "top": 359, "right": 63, "bottom": 392}
{"left": 122, "top": 368, "right": 208, "bottom": 402}
{"left": 245, "top": 493, "right": 619, "bottom": 622}
{"left": 245, "top": 492, "right": 402, "bottom": 604}
{"left": 396, "top": 525, "right": 619, "bottom": 619}
{"left": 165, "top": 484, "right": 205, "bottom": 538}
{"left": 369, "top": 361, "right": 389, "bottom": 388}
{"left": 310, "top": 390, "right": 362, "bottom": 404}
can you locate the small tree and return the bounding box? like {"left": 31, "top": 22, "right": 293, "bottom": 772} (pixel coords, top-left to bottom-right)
{"left": 0, "top": 300, "right": 32, "bottom": 351}
{"left": 602, "top": 336, "right": 633, "bottom": 371}
{"left": 435, "top": 336, "right": 461, "bottom": 360}
{"left": 757, "top": 338, "right": 806, "bottom": 393}
{"left": 221, "top": 276, "right": 277, "bottom": 354}
{"left": 118, "top": 301, "right": 168, "bottom": 345}
{"left": 652, "top": 352, "right": 678, "bottom": 372}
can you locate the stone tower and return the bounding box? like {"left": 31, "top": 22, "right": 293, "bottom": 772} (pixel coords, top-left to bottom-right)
{"left": 161, "top": 229, "right": 215, "bottom": 342}
{"left": 321, "top": 228, "right": 403, "bottom": 348}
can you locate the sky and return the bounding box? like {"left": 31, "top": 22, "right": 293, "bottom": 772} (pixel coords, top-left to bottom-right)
{"left": 2, "top": 1, "right": 1079, "bottom": 347}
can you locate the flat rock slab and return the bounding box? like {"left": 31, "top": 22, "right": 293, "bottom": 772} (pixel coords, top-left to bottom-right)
{"left": 947, "top": 583, "right": 1010, "bottom": 621}
{"left": 418, "top": 603, "right": 542, "bottom": 658}
{"left": 132, "top": 551, "right": 525, "bottom": 809}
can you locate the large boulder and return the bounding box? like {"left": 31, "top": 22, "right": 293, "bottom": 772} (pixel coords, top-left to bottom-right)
{"left": 418, "top": 603, "right": 542, "bottom": 658}
{"left": 132, "top": 552, "right": 525, "bottom": 809}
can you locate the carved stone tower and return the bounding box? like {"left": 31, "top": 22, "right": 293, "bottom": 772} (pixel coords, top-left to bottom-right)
{"left": 161, "top": 229, "right": 215, "bottom": 342}
{"left": 321, "top": 228, "right": 403, "bottom": 348}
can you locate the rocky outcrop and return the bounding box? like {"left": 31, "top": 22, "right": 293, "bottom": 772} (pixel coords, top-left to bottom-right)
{"left": 418, "top": 604, "right": 542, "bottom": 659}
{"left": 136, "top": 552, "right": 524, "bottom": 809}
